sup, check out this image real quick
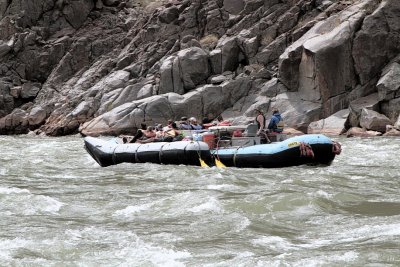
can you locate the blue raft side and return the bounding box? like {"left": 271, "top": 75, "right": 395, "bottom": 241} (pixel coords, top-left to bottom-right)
{"left": 212, "top": 134, "right": 333, "bottom": 155}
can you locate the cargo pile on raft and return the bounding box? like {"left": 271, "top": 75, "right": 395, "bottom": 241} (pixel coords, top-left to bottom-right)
{"left": 84, "top": 118, "right": 342, "bottom": 168}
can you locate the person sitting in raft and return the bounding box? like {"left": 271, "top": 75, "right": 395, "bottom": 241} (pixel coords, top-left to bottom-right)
{"left": 130, "top": 126, "right": 156, "bottom": 143}
{"left": 203, "top": 115, "right": 232, "bottom": 129}
{"left": 122, "top": 122, "right": 147, "bottom": 143}
{"left": 216, "top": 115, "right": 232, "bottom": 126}
{"left": 178, "top": 117, "right": 192, "bottom": 130}
{"left": 155, "top": 124, "right": 163, "bottom": 132}
{"left": 267, "top": 109, "right": 284, "bottom": 133}
{"left": 163, "top": 119, "right": 174, "bottom": 131}
{"left": 166, "top": 122, "right": 183, "bottom": 141}
{"left": 189, "top": 117, "right": 203, "bottom": 130}
{"left": 138, "top": 122, "right": 182, "bottom": 143}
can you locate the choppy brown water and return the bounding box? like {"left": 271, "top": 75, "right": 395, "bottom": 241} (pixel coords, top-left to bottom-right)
{"left": 1, "top": 135, "right": 399, "bottom": 266}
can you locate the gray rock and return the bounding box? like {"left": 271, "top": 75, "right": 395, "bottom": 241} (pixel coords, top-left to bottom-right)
{"left": 395, "top": 114, "right": 400, "bottom": 130}
{"left": 353, "top": 0, "right": 400, "bottom": 85}
{"left": 177, "top": 47, "right": 209, "bottom": 91}
{"left": 21, "top": 83, "right": 41, "bottom": 99}
{"left": 102, "top": 0, "right": 119, "bottom": 6}
{"left": 217, "top": 36, "right": 239, "bottom": 72}
{"left": 347, "top": 93, "right": 380, "bottom": 128}
{"left": 159, "top": 6, "right": 180, "bottom": 24}
{"left": 9, "top": 86, "right": 22, "bottom": 98}
{"left": 137, "top": 84, "right": 153, "bottom": 99}
{"left": 381, "top": 97, "right": 400, "bottom": 123}
{"left": 223, "top": 0, "right": 245, "bottom": 15}
{"left": 28, "top": 106, "right": 47, "bottom": 126}
{"left": 377, "top": 62, "right": 400, "bottom": 101}
{"left": 63, "top": 0, "right": 94, "bottom": 29}
{"left": 308, "top": 109, "right": 348, "bottom": 136}
{"left": 0, "top": 41, "right": 11, "bottom": 58}
{"left": 360, "top": 108, "right": 392, "bottom": 132}
{"left": 209, "top": 49, "right": 222, "bottom": 75}
{"left": 104, "top": 70, "right": 130, "bottom": 90}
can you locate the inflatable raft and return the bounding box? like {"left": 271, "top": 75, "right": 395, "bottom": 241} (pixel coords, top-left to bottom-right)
{"left": 84, "top": 134, "right": 341, "bottom": 168}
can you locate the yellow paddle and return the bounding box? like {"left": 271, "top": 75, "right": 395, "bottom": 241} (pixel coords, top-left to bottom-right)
{"left": 215, "top": 158, "right": 226, "bottom": 168}
{"left": 199, "top": 158, "right": 210, "bottom": 168}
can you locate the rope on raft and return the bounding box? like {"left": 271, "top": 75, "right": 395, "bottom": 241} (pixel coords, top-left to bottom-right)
{"left": 299, "top": 142, "right": 314, "bottom": 158}
{"left": 332, "top": 141, "right": 342, "bottom": 155}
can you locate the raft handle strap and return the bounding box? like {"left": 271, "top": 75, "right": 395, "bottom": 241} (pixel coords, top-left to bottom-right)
{"left": 332, "top": 141, "right": 342, "bottom": 155}
{"left": 232, "top": 146, "right": 241, "bottom": 167}
{"left": 299, "top": 142, "right": 314, "bottom": 158}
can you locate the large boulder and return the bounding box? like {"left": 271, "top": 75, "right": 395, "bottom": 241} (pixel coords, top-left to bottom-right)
{"left": 308, "top": 109, "right": 348, "bottom": 135}
{"left": 395, "top": 114, "right": 400, "bottom": 130}
{"left": 0, "top": 109, "right": 29, "bottom": 134}
{"left": 177, "top": 47, "right": 210, "bottom": 91}
{"left": 63, "top": 0, "right": 94, "bottom": 29}
{"left": 20, "top": 82, "right": 41, "bottom": 99}
{"left": 159, "top": 56, "right": 184, "bottom": 94}
{"left": 223, "top": 0, "right": 245, "bottom": 15}
{"left": 0, "top": 41, "right": 11, "bottom": 58}
{"left": 279, "top": 1, "right": 376, "bottom": 92}
{"left": 360, "top": 108, "right": 392, "bottom": 132}
{"left": 268, "top": 92, "right": 322, "bottom": 132}
{"left": 346, "top": 93, "right": 380, "bottom": 128}
{"left": 28, "top": 106, "right": 47, "bottom": 126}
{"left": 377, "top": 62, "right": 400, "bottom": 101}
{"left": 352, "top": 0, "right": 400, "bottom": 85}
{"left": 380, "top": 97, "right": 400, "bottom": 123}
{"left": 216, "top": 36, "right": 240, "bottom": 73}
{"left": 158, "top": 6, "right": 180, "bottom": 24}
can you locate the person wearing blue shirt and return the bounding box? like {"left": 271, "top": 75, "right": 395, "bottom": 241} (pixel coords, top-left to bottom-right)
{"left": 267, "top": 109, "right": 283, "bottom": 133}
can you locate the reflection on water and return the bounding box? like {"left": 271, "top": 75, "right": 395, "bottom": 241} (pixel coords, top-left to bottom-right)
{"left": 0, "top": 135, "right": 400, "bottom": 266}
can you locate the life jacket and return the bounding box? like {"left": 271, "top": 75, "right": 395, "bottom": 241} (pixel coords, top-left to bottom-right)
{"left": 255, "top": 114, "right": 265, "bottom": 130}
{"left": 276, "top": 120, "right": 284, "bottom": 133}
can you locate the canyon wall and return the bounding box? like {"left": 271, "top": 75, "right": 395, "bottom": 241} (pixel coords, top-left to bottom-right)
{"left": 0, "top": 0, "right": 399, "bottom": 136}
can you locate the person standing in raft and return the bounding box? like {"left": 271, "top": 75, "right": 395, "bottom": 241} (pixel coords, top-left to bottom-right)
{"left": 267, "top": 109, "right": 284, "bottom": 133}
{"left": 255, "top": 109, "right": 265, "bottom": 136}
{"left": 255, "top": 109, "right": 271, "bottom": 143}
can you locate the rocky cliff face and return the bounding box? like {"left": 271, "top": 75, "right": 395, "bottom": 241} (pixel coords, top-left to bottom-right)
{"left": 0, "top": 0, "right": 399, "bottom": 136}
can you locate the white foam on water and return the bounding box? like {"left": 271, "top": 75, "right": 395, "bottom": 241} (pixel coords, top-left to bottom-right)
{"left": 296, "top": 221, "right": 400, "bottom": 251}
{"left": 112, "top": 191, "right": 220, "bottom": 220}
{"left": 206, "top": 184, "right": 240, "bottom": 191}
{"left": 292, "top": 251, "right": 359, "bottom": 267}
{"left": 0, "top": 238, "right": 28, "bottom": 261}
{"left": 0, "top": 187, "right": 30, "bottom": 194}
{"left": 113, "top": 202, "right": 155, "bottom": 217}
{"left": 232, "top": 215, "right": 251, "bottom": 232}
{"left": 334, "top": 223, "right": 400, "bottom": 243}
{"left": 65, "top": 227, "right": 191, "bottom": 266}
{"left": 188, "top": 196, "right": 222, "bottom": 213}
{"left": 202, "top": 251, "right": 255, "bottom": 267}
{"left": 114, "top": 240, "right": 191, "bottom": 267}
{"left": 311, "top": 190, "right": 331, "bottom": 198}
{"left": 252, "top": 236, "right": 298, "bottom": 251}
{"left": 1, "top": 187, "right": 63, "bottom": 215}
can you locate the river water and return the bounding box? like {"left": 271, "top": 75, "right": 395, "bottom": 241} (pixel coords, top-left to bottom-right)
{"left": 0, "top": 135, "right": 399, "bottom": 266}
